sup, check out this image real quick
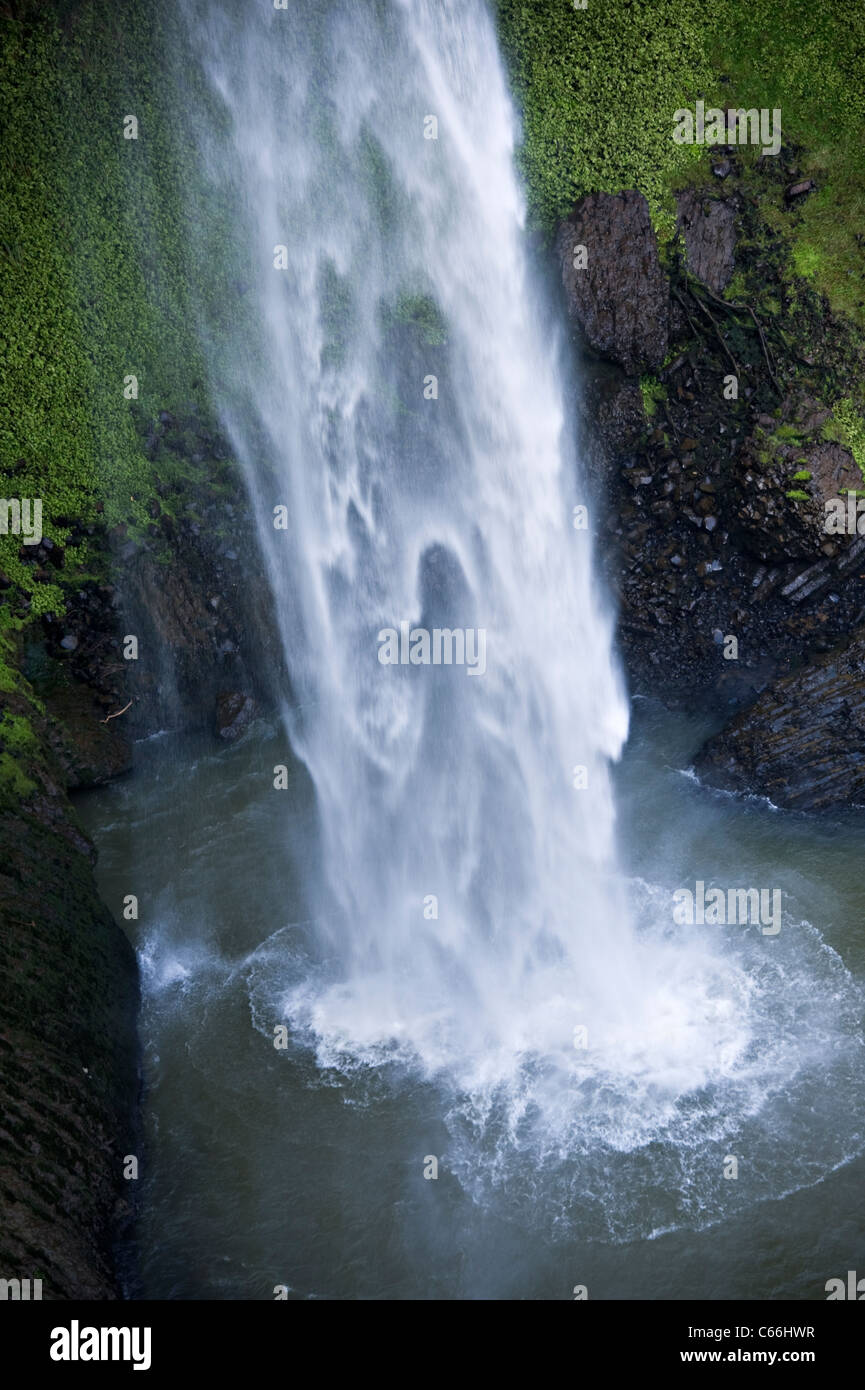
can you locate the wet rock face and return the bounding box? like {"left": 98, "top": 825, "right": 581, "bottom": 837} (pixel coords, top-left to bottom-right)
{"left": 0, "top": 695, "right": 139, "bottom": 1298}
{"left": 675, "top": 190, "right": 737, "bottom": 293}
{"left": 694, "top": 629, "right": 865, "bottom": 810}
{"left": 557, "top": 190, "right": 669, "bottom": 375}
{"left": 594, "top": 376, "right": 646, "bottom": 458}
{"left": 106, "top": 468, "right": 286, "bottom": 742}
{"left": 44, "top": 684, "right": 133, "bottom": 786}
{"left": 37, "top": 581, "right": 135, "bottom": 785}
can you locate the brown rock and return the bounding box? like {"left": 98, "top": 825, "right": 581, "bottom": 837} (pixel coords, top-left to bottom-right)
{"left": 675, "top": 190, "right": 737, "bottom": 293}
{"left": 785, "top": 179, "right": 816, "bottom": 202}
{"left": 556, "top": 190, "right": 669, "bottom": 375}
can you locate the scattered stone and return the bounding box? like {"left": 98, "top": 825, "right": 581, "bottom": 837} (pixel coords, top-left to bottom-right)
{"left": 216, "top": 690, "right": 257, "bottom": 741}
{"left": 785, "top": 179, "right": 816, "bottom": 202}
{"left": 733, "top": 436, "right": 860, "bottom": 563}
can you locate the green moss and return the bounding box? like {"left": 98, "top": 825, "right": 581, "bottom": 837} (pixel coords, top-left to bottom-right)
{"left": 723, "top": 270, "right": 748, "bottom": 303}
{"left": 821, "top": 397, "right": 865, "bottom": 476}
{"left": 494, "top": 0, "right": 712, "bottom": 236}
{"left": 711, "top": 2, "right": 865, "bottom": 326}
{"left": 26, "top": 583, "right": 65, "bottom": 617}
{"left": 0, "top": 0, "right": 239, "bottom": 655}
{"left": 639, "top": 375, "right": 667, "bottom": 418}
{"left": 785, "top": 489, "right": 809, "bottom": 501}
{"left": 0, "top": 750, "right": 36, "bottom": 800}
{"left": 0, "top": 6, "right": 211, "bottom": 534}
{"left": 384, "top": 292, "right": 448, "bottom": 346}
{"left": 792, "top": 469, "right": 812, "bottom": 481}
{"left": 0, "top": 704, "right": 40, "bottom": 802}
{"left": 0, "top": 711, "right": 38, "bottom": 753}
{"left": 792, "top": 242, "right": 822, "bottom": 281}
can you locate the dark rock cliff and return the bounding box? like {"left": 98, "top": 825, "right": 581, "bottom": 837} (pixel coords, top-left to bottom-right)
{"left": 0, "top": 413, "right": 283, "bottom": 1297}
{"left": 694, "top": 628, "right": 865, "bottom": 811}
{"left": 0, "top": 686, "right": 139, "bottom": 1299}
{"left": 559, "top": 145, "right": 865, "bottom": 807}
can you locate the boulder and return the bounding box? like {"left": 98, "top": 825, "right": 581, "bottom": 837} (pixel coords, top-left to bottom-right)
{"left": 675, "top": 190, "right": 737, "bottom": 293}
{"left": 216, "top": 690, "right": 257, "bottom": 741}
{"left": 556, "top": 190, "right": 669, "bottom": 375}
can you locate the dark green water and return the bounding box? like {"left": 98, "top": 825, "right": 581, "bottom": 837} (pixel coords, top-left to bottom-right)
{"left": 77, "top": 702, "right": 865, "bottom": 1299}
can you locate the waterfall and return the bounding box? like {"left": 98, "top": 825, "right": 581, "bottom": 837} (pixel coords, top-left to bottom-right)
{"left": 170, "top": 1, "right": 865, "bottom": 1219}
{"left": 177, "top": 0, "right": 745, "bottom": 1101}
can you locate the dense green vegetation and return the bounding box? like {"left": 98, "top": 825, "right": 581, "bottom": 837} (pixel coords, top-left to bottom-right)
{"left": 0, "top": 3, "right": 206, "bottom": 613}
{"left": 0, "top": 0, "right": 205, "bottom": 768}
{"left": 494, "top": 0, "right": 865, "bottom": 324}
{"left": 711, "top": 0, "right": 865, "bottom": 326}
{"left": 493, "top": 0, "right": 711, "bottom": 236}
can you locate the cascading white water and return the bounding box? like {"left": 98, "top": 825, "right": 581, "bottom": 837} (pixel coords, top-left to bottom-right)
{"left": 175, "top": 0, "right": 865, "bottom": 1225}
{"left": 180, "top": 0, "right": 744, "bottom": 1093}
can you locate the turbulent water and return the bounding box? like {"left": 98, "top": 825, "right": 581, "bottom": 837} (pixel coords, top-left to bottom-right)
{"left": 77, "top": 0, "right": 865, "bottom": 1296}
{"left": 183, "top": 0, "right": 745, "bottom": 1100}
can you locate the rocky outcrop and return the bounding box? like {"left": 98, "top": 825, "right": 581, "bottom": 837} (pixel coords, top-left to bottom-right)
{"left": 562, "top": 145, "right": 865, "bottom": 714}
{"left": 31, "top": 411, "right": 287, "bottom": 747}
{"left": 0, "top": 684, "right": 139, "bottom": 1299}
{"left": 676, "top": 189, "right": 737, "bottom": 293}
{"left": 557, "top": 190, "right": 669, "bottom": 374}
{"left": 42, "top": 683, "right": 133, "bottom": 787}
{"left": 694, "top": 629, "right": 865, "bottom": 810}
